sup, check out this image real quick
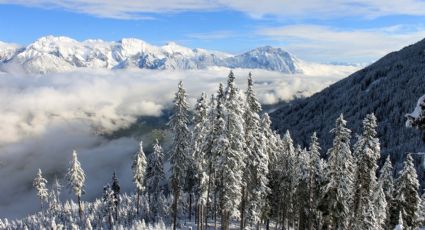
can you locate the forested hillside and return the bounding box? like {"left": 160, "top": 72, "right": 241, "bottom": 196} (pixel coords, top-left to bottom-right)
{"left": 270, "top": 38, "right": 425, "bottom": 173}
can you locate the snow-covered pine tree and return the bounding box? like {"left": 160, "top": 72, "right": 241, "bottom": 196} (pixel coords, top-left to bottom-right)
{"left": 102, "top": 184, "right": 116, "bottom": 228}
{"left": 146, "top": 139, "right": 166, "bottom": 222}
{"left": 280, "top": 130, "right": 296, "bottom": 229}
{"left": 379, "top": 155, "right": 395, "bottom": 229}
{"left": 294, "top": 146, "right": 310, "bottom": 230}
{"left": 242, "top": 73, "right": 269, "bottom": 228}
{"left": 307, "top": 132, "right": 323, "bottom": 230}
{"left": 373, "top": 181, "right": 388, "bottom": 230}
{"left": 111, "top": 172, "right": 120, "bottom": 219}
{"left": 202, "top": 86, "right": 225, "bottom": 229}
{"left": 66, "top": 150, "right": 86, "bottom": 219}
{"left": 394, "top": 153, "right": 420, "bottom": 228}
{"left": 261, "top": 113, "right": 279, "bottom": 227}
{"left": 219, "top": 71, "right": 246, "bottom": 230}
{"left": 33, "top": 169, "right": 49, "bottom": 211}
{"left": 168, "top": 81, "right": 191, "bottom": 230}
{"left": 351, "top": 113, "right": 380, "bottom": 229}
{"left": 132, "top": 140, "right": 147, "bottom": 216}
{"left": 417, "top": 191, "right": 425, "bottom": 227}
{"left": 319, "top": 114, "right": 354, "bottom": 229}
{"left": 49, "top": 177, "right": 62, "bottom": 213}
{"left": 191, "top": 92, "right": 209, "bottom": 229}
{"left": 261, "top": 113, "right": 278, "bottom": 163}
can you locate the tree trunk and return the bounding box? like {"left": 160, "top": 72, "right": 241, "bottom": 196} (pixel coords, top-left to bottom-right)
{"left": 172, "top": 189, "right": 180, "bottom": 230}
{"left": 109, "top": 211, "right": 113, "bottom": 229}
{"left": 240, "top": 186, "right": 246, "bottom": 230}
{"left": 205, "top": 170, "right": 212, "bottom": 230}
{"left": 214, "top": 191, "right": 218, "bottom": 230}
{"left": 78, "top": 195, "right": 82, "bottom": 220}
{"left": 136, "top": 191, "right": 140, "bottom": 216}
{"left": 188, "top": 192, "right": 192, "bottom": 221}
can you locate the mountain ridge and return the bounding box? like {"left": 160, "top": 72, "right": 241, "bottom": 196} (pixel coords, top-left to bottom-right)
{"left": 0, "top": 35, "right": 359, "bottom": 75}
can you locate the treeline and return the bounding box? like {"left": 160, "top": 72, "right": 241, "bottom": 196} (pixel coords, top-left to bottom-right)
{"left": 1, "top": 72, "right": 425, "bottom": 229}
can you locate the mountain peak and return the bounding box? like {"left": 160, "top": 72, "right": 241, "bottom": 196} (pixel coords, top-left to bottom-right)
{"left": 0, "top": 35, "right": 357, "bottom": 75}
{"left": 161, "top": 41, "right": 194, "bottom": 55}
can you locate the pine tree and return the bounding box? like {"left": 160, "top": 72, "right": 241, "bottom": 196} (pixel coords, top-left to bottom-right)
{"left": 102, "top": 184, "right": 116, "bottom": 228}
{"left": 202, "top": 86, "right": 224, "bottom": 229}
{"left": 132, "top": 140, "right": 147, "bottom": 216}
{"left": 49, "top": 177, "right": 62, "bottom": 213}
{"left": 33, "top": 169, "right": 49, "bottom": 211}
{"left": 294, "top": 146, "right": 310, "bottom": 230}
{"left": 379, "top": 155, "right": 395, "bottom": 229}
{"left": 307, "top": 132, "right": 323, "bottom": 230}
{"left": 242, "top": 73, "right": 269, "bottom": 228}
{"left": 219, "top": 71, "right": 246, "bottom": 230}
{"left": 320, "top": 114, "right": 354, "bottom": 229}
{"left": 394, "top": 154, "right": 420, "bottom": 228}
{"left": 146, "top": 139, "right": 166, "bottom": 221}
{"left": 191, "top": 92, "right": 210, "bottom": 229}
{"left": 351, "top": 113, "right": 380, "bottom": 229}
{"left": 280, "top": 130, "right": 296, "bottom": 229}
{"left": 168, "top": 81, "right": 191, "bottom": 230}
{"left": 66, "top": 150, "right": 86, "bottom": 219}
{"left": 373, "top": 182, "right": 388, "bottom": 230}
{"left": 111, "top": 172, "right": 120, "bottom": 219}
{"left": 261, "top": 113, "right": 279, "bottom": 227}
{"left": 417, "top": 191, "right": 425, "bottom": 227}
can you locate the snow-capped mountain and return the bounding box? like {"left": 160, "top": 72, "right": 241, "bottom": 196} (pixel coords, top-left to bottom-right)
{"left": 0, "top": 36, "right": 358, "bottom": 74}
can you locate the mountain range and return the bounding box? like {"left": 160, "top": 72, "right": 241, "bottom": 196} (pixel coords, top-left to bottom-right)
{"left": 269, "top": 38, "right": 425, "bottom": 178}
{"left": 0, "top": 36, "right": 358, "bottom": 75}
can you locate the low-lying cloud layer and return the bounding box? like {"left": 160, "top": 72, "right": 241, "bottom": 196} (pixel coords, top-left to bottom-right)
{"left": 0, "top": 67, "right": 354, "bottom": 218}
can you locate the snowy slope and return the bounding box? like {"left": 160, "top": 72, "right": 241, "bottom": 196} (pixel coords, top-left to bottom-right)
{"left": 0, "top": 36, "right": 358, "bottom": 74}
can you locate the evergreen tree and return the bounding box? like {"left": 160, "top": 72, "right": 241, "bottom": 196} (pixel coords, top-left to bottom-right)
{"left": 280, "top": 130, "right": 296, "bottom": 229}
{"left": 307, "top": 132, "right": 323, "bottom": 230}
{"left": 373, "top": 182, "right": 388, "bottom": 230}
{"left": 203, "top": 86, "right": 225, "bottom": 229}
{"left": 102, "top": 184, "right": 116, "bottom": 228}
{"left": 242, "top": 73, "right": 269, "bottom": 228}
{"left": 320, "top": 114, "right": 354, "bottom": 229}
{"left": 379, "top": 156, "right": 395, "bottom": 229}
{"left": 33, "top": 169, "right": 49, "bottom": 210}
{"left": 146, "top": 139, "right": 166, "bottom": 221}
{"left": 220, "top": 71, "right": 246, "bottom": 230}
{"left": 66, "top": 150, "right": 86, "bottom": 219}
{"left": 111, "top": 172, "right": 120, "bottom": 219}
{"left": 351, "top": 113, "right": 380, "bottom": 229}
{"left": 132, "top": 140, "right": 147, "bottom": 216}
{"left": 168, "top": 81, "right": 191, "bottom": 230}
{"left": 394, "top": 154, "right": 420, "bottom": 228}
{"left": 191, "top": 92, "right": 210, "bottom": 229}
{"left": 49, "top": 177, "right": 62, "bottom": 213}
{"left": 294, "top": 146, "right": 310, "bottom": 230}
{"left": 417, "top": 191, "right": 425, "bottom": 227}
{"left": 261, "top": 113, "right": 279, "bottom": 227}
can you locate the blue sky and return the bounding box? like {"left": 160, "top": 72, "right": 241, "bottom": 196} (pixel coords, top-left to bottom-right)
{"left": 1, "top": 0, "right": 425, "bottom": 63}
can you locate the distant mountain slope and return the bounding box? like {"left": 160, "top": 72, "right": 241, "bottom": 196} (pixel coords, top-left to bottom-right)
{"left": 0, "top": 36, "right": 358, "bottom": 75}
{"left": 270, "top": 38, "right": 425, "bottom": 171}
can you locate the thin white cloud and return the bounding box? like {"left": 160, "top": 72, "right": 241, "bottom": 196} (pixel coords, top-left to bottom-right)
{"left": 186, "top": 30, "right": 237, "bottom": 41}
{"left": 258, "top": 24, "right": 425, "bottom": 63}
{"left": 2, "top": 0, "right": 425, "bottom": 19}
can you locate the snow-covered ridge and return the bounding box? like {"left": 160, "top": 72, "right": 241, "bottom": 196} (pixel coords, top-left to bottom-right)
{"left": 0, "top": 36, "right": 360, "bottom": 74}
